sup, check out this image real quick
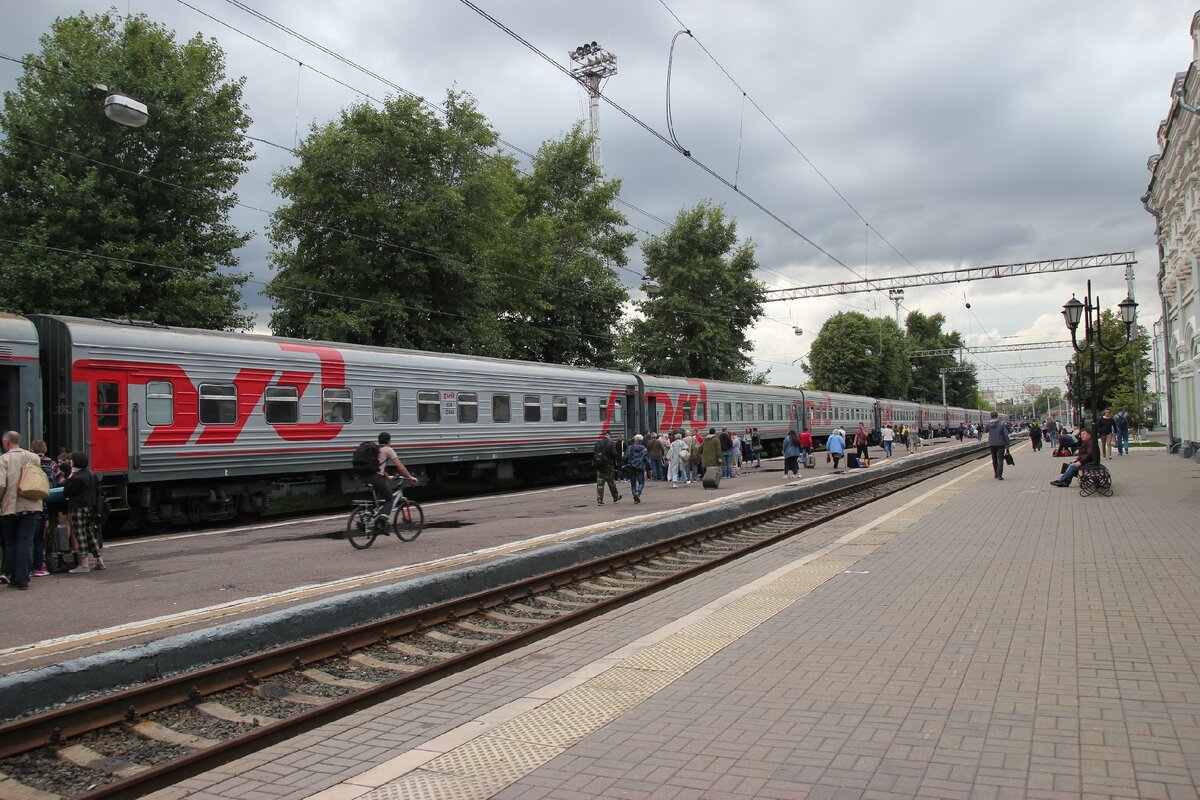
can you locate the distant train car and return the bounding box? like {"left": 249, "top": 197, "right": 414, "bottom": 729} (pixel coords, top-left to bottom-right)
{"left": 803, "top": 391, "right": 876, "bottom": 441}
{"left": 637, "top": 375, "right": 798, "bottom": 452}
{"left": 0, "top": 312, "right": 41, "bottom": 443}
{"left": 876, "top": 399, "right": 921, "bottom": 435}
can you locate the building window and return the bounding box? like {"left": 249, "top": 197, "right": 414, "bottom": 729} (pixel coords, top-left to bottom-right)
{"left": 493, "top": 394, "right": 511, "bottom": 423}
{"left": 458, "top": 392, "right": 479, "bottom": 423}
{"left": 264, "top": 386, "right": 299, "bottom": 424}
{"left": 417, "top": 391, "right": 440, "bottom": 423}
{"left": 524, "top": 395, "right": 541, "bottom": 422}
{"left": 199, "top": 384, "right": 237, "bottom": 425}
{"left": 146, "top": 381, "right": 173, "bottom": 426}
{"left": 373, "top": 389, "right": 398, "bottom": 424}
{"left": 552, "top": 395, "right": 568, "bottom": 422}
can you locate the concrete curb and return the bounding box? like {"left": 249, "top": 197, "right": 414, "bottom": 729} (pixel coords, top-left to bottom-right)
{"left": 0, "top": 443, "right": 983, "bottom": 722}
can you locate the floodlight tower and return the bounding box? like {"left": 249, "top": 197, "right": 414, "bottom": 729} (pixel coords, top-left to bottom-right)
{"left": 888, "top": 288, "right": 905, "bottom": 324}
{"left": 569, "top": 41, "right": 617, "bottom": 172}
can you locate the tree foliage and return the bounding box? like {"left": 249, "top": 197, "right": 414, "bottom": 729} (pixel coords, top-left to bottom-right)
{"left": 905, "top": 311, "right": 978, "bottom": 405}
{"left": 1067, "top": 311, "right": 1151, "bottom": 426}
{"left": 266, "top": 100, "right": 630, "bottom": 365}
{"left": 0, "top": 10, "right": 252, "bottom": 328}
{"left": 627, "top": 202, "right": 765, "bottom": 381}
{"left": 806, "top": 312, "right": 910, "bottom": 398}
{"left": 505, "top": 123, "right": 632, "bottom": 366}
{"left": 266, "top": 92, "right": 519, "bottom": 354}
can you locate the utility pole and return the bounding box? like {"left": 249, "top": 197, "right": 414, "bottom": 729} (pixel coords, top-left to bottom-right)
{"left": 569, "top": 42, "right": 617, "bottom": 172}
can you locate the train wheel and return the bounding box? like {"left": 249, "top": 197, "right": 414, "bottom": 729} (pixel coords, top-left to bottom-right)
{"left": 346, "top": 508, "right": 377, "bottom": 550}
{"left": 131, "top": 506, "right": 173, "bottom": 536}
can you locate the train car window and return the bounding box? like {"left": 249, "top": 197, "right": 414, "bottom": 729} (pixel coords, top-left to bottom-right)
{"left": 323, "top": 388, "right": 353, "bottom": 423}
{"left": 735, "top": 403, "right": 743, "bottom": 422}
{"left": 417, "top": 391, "right": 440, "bottom": 423}
{"left": 264, "top": 386, "right": 299, "bottom": 424}
{"left": 612, "top": 397, "right": 624, "bottom": 424}
{"left": 493, "top": 394, "right": 511, "bottom": 423}
{"left": 578, "top": 397, "right": 587, "bottom": 422}
{"left": 552, "top": 396, "right": 567, "bottom": 422}
{"left": 682, "top": 400, "right": 692, "bottom": 424}
{"left": 723, "top": 402, "right": 732, "bottom": 421}
{"left": 600, "top": 398, "right": 608, "bottom": 422}
{"left": 695, "top": 401, "right": 706, "bottom": 421}
{"left": 768, "top": 404, "right": 774, "bottom": 422}
{"left": 711, "top": 402, "right": 719, "bottom": 422}
{"left": 146, "top": 381, "right": 173, "bottom": 426}
{"left": 757, "top": 403, "right": 765, "bottom": 421}
{"left": 524, "top": 395, "right": 541, "bottom": 423}
{"left": 96, "top": 382, "right": 120, "bottom": 428}
{"left": 199, "top": 384, "right": 237, "bottom": 425}
{"left": 458, "top": 392, "right": 479, "bottom": 423}
{"left": 372, "top": 389, "right": 398, "bottom": 424}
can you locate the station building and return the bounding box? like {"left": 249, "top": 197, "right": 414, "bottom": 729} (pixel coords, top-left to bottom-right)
{"left": 1145, "top": 10, "right": 1200, "bottom": 461}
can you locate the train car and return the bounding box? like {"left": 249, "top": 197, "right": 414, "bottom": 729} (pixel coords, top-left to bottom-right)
{"left": 803, "top": 390, "right": 876, "bottom": 442}
{"left": 636, "top": 375, "right": 799, "bottom": 452}
{"left": 0, "top": 312, "right": 41, "bottom": 444}
{"left": 30, "top": 315, "right": 639, "bottom": 532}
{"left": 876, "top": 399, "right": 921, "bottom": 436}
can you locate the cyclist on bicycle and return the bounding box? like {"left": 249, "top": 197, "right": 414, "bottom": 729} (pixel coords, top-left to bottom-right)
{"left": 368, "top": 433, "right": 419, "bottom": 523}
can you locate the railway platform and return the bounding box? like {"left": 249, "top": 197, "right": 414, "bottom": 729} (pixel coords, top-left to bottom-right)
{"left": 126, "top": 434, "right": 1200, "bottom": 800}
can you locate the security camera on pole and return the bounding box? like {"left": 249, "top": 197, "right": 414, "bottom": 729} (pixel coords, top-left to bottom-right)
{"left": 569, "top": 42, "right": 617, "bottom": 172}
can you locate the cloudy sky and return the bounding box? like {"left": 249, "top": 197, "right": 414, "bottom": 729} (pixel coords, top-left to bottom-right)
{"left": 1, "top": 1, "right": 1188, "bottom": 396}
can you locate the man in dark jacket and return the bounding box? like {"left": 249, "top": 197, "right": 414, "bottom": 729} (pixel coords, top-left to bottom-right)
{"left": 63, "top": 451, "right": 105, "bottom": 573}
{"left": 624, "top": 435, "right": 649, "bottom": 504}
{"left": 593, "top": 432, "right": 620, "bottom": 506}
{"left": 985, "top": 411, "right": 1011, "bottom": 480}
{"left": 1113, "top": 408, "right": 1131, "bottom": 456}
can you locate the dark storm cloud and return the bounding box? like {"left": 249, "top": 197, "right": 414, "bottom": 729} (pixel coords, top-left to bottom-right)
{"left": 1, "top": 0, "right": 1184, "bottom": 382}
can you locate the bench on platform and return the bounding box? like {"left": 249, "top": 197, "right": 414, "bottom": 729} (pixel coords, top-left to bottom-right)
{"left": 1078, "top": 462, "right": 1112, "bottom": 497}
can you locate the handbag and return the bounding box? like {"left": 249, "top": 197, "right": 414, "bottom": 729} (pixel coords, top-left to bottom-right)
{"left": 17, "top": 461, "right": 51, "bottom": 500}
{"left": 1003, "top": 449, "right": 1015, "bottom": 466}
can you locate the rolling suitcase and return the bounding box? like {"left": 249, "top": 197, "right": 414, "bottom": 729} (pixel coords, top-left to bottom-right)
{"left": 804, "top": 454, "right": 816, "bottom": 469}
{"left": 702, "top": 466, "right": 722, "bottom": 489}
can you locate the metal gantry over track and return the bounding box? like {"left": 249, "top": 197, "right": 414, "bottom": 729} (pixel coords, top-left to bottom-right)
{"left": 762, "top": 252, "right": 1135, "bottom": 302}
{"left": 911, "top": 341, "right": 1070, "bottom": 359}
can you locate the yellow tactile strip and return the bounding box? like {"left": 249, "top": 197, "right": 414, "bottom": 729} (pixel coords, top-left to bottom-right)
{"left": 311, "top": 457, "right": 996, "bottom": 800}
{"left": 354, "top": 558, "right": 858, "bottom": 800}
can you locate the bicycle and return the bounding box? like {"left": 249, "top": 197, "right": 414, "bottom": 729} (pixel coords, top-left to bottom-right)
{"left": 346, "top": 476, "right": 424, "bottom": 549}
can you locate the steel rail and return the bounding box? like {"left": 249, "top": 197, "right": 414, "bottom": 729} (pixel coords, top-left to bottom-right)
{"left": 1, "top": 444, "right": 987, "bottom": 800}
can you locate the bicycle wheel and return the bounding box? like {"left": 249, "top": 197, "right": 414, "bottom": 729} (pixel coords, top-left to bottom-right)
{"left": 346, "top": 507, "right": 378, "bottom": 549}
{"left": 392, "top": 500, "right": 424, "bottom": 542}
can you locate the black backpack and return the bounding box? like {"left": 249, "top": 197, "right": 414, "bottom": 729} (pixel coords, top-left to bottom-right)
{"left": 352, "top": 441, "right": 380, "bottom": 477}
{"left": 592, "top": 440, "right": 611, "bottom": 469}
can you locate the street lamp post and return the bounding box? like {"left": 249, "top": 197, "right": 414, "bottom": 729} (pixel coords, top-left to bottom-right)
{"left": 1061, "top": 279, "right": 1137, "bottom": 445}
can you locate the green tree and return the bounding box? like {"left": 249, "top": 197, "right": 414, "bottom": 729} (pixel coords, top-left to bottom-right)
{"left": 1068, "top": 311, "right": 1151, "bottom": 426}
{"left": 504, "top": 124, "right": 632, "bottom": 366}
{"left": 806, "top": 312, "right": 910, "bottom": 397}
{"left": 905, "top": 311, "right": 978, "bottom": 405}
{"left": 266, "top": 91, "right": 520, "bottom": 354}
{"left": 627, "top": 202, "right": 765, "bottom": 381}
{"left": 0, "top": 10, "right": 252, "bottom": 329}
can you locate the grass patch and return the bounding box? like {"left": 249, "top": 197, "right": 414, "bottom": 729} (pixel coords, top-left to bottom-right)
{"left": 1129, "top": 441, "right": 1166, "bottom": 448}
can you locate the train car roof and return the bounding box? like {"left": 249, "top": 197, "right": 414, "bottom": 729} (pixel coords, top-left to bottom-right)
{"left": 0, "top": 313, "right": 38, "bottom": 352}
{"left": 638, "top": 373, "right": 801, "bottom": 396}
{"left": 31, "top": 315, "right": 637, "bottom": 384}
{"left": 801, "top": 389, "right": 876, "bottom": 405}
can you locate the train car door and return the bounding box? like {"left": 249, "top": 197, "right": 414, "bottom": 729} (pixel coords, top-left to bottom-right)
{"left": 625, "top": 389, "right": 639, "bottom": 441}
{"left": 89, "top": 369, "right": 129, "bottom": 473}
{"left": 791, "top": 400, "right": 805, "bottom": 432}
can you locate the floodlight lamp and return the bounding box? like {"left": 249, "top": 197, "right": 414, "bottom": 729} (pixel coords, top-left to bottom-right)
{"left": 103, "top": 92, "right": 149, "bottom": 127}
{"left": 1061, "top": 296, "right": 1084, "bottom": 331}
{"left": 793, "top": 327, "right": 803, "bottom": 336}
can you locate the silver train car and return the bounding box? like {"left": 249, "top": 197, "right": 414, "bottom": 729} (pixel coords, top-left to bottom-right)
{"left": 0, "top": 313, "right": 990, "bottom": 533}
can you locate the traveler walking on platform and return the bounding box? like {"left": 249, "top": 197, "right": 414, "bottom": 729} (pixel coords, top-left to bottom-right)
{"left": 749, "top": 428, "right": 763, "bottom": 468}
{"left": 827, "top": 429, "right": 846, "bottom": 469}
{"left": 593, "top": 431, "right": 621, "bottom": 505}
{"left": 646, "top": 432, "right": 666, "bottom": 480}
{"left": 624, "top": 435, "right": 648, "bottom": 504}
{"left": 985, "top": 411, "right": 1010, "bottom": 480}
{"left": 1114, "top": 408, "right": 1131, "bottom": 455}
{"left": 701, "top": 427, "right": 722, "bottom": 479}
{"left": 799, "top": 429, "right": 814, "bottom": 466}
{"left": 1097, "top": 409, "right": 1115, "bottom": 459}
{"left": 854, "top": 422, "right": 870, "bottom": 463}
{"left": 730, "top": 432, "right": 743, "bottom": 478}
{"left": 1046, "top": 415, "right": 1059, "bottom": 450}
{"left": 782, "top": 430, "right": 801, "bottom": 478}
{"left": 719, "top": 428, "right": 734, "bottom": 478}
{"left": 667, "top": 433, "right": 689, "bottom": 487}
{"left": 689, "top": 430, "right": 705, "bottom": 483}
{"left": 1029, "top": 421, "right": 1042, "bottom": 451}
{"left": 880, "top": 424, "right": 895, "bottom": 458}
{"left": 0, "top": 431, "right": 42, "bottom": 590}
{"left": 63, "top": 452, "right": 105, "bottom": 573}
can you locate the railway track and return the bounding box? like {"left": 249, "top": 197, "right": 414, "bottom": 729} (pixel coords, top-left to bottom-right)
{"left": 0, "top": 445, "right": 986, "bottom": 800}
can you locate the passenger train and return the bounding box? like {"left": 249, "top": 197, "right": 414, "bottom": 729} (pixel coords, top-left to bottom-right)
{"left": 0, "top": 313, "right": 998, "bottom": 533}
